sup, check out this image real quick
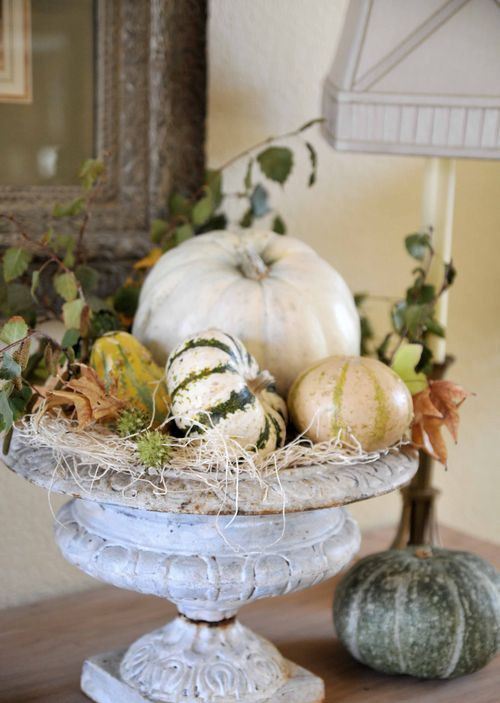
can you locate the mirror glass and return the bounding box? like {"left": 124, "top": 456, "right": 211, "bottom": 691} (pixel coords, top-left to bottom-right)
{"left": 0, "top": 0, "right": 94, "bottom": 186}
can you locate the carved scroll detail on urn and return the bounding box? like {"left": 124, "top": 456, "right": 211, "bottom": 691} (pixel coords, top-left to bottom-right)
{"left": 120, "top": 617, "right": 289, "bottom": 703}
{"left": 55, "top": 500, "right": 360, "bottom": 621}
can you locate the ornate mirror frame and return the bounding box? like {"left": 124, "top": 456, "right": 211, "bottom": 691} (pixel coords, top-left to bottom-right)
{"left": 0, "top": 0, "right": 207, "bottom": 262}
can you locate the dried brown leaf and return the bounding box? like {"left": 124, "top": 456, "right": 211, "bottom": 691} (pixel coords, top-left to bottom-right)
{"left": 411, "top": 380, "right": 470, "bottom": 465}
{"left": 41, "top": 363, "right": 124, "bottom": 428}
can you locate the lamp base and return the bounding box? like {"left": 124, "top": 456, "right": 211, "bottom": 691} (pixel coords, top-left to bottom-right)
{"left": 81, "top": 647, "right": 325, "bottom": 703}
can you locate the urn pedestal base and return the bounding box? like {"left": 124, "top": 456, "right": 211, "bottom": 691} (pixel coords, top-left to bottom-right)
{"left": 56, "top": 501, "right": 353, "bottom": 703}
{"left": 82, "top": 642, "right": 324, "bottom": 703}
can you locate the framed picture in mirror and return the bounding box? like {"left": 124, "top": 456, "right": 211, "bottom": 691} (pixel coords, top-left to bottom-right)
{"left": 0, "top": 0, "right": 32, "bottom": 104}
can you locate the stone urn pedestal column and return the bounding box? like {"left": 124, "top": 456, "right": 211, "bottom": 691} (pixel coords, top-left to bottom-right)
{"left": 5, "top": 433, "right": 418, "bottom": 703}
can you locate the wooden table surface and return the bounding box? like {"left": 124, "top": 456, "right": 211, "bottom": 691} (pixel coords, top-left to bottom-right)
{"left": 0, "top": 526, "right": 498, "bottom": 703}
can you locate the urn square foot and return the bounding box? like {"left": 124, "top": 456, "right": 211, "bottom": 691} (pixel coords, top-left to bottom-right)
{"left": 81, "top": 649, "right": 325, "bottom": 703}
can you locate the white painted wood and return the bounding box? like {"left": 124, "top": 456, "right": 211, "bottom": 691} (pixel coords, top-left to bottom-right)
{"left": 323, "top": 0, "right": 500, "bottom": 158}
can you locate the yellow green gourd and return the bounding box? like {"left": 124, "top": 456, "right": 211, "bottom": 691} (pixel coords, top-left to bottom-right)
{"left": 90, "top": 332, "right": 169, "bottom": 424}
{"left": 288, "top": 355, "right": 413, "bottom": 451}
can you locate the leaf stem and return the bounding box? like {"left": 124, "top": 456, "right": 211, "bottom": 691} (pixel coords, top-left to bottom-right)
{"left": 217, "top": 118, "right": 324, "bottom": 171}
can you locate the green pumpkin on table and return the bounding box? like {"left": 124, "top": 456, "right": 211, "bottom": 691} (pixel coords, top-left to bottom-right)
{"left": 333, "top": 546, "right": 500, "bottom": 679}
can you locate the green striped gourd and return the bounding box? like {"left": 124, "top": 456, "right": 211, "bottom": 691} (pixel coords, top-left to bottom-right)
{"left": 334, "top": 547, "right": 500, "bottom": 679}
{"left": 288, "top": 355, "right": 412, "bottom": 451}
{"left": 90, "top": 331, "right": 169, "bottom": 424}
{"left": 166, "top": 329, "right": 287, "bottom": 456}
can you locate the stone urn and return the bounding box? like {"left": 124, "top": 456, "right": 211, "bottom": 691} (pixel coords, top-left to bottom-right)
{"left": 5, "top": 431, "right": 417, "bottom": 703}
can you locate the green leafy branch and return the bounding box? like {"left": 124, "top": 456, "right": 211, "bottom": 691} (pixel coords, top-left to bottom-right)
{"left": 0, "top": 316, "right": 68, "bottom": 449}
{"left": 0, "top": 159, "right": 127, "bottom": 349}
{"left": 357, "top": 229, "right": 457, "bottom": 376}
{"left": 148, "top": 118, "right": 323, "bottom": 253}
{"left": 0, "top": 159, "right": 136, "bottom": 436}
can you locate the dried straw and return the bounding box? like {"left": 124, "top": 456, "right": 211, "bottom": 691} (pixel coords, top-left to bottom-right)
{"left": 18, "top": 408, "right": 405, "bottom": 502}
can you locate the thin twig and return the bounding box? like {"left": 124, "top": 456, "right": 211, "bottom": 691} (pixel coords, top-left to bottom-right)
{"left": 217, "top": 118, "right": 324, "bottom": 171}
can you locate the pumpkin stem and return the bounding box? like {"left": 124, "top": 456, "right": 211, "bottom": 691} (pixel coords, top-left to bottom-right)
{"left": 414, "top": 547, "right": 433, "bottom": 559}
{"left": 238, "top": 245, "right": 268, "bottom": 281}
{"left": 247, "top": 369, "right": 276, "bottom": 395}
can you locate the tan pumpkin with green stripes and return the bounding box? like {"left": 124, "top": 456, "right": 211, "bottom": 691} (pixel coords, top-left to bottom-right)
{"left": 90, "top": 331, "right": 169, "bottom": 424}
{"left": 288, "top": 356, "right": 412, "bottom": 451}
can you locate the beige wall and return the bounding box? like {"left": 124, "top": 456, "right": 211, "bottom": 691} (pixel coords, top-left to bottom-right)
{"left": 1, "top": 0, "right": 499, "bottom": 609}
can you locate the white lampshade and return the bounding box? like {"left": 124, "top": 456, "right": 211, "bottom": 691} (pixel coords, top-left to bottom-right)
{"left": 323, "top": 0, "right": 500, "bottom": 158}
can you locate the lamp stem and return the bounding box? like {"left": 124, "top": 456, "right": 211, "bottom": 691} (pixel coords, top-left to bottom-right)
{"left": 391, "top": 356, "right": 454, "bottom": 549}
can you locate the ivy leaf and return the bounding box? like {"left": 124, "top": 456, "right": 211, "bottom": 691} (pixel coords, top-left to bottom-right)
{"left": 176, "top": 223, "right": 193, "bottom": 244}
{"left": 0, "top": 390, "right": 14, "bottom": 433}
{"left": 244, "top": 159, "right": 253, "bottom": 191}
{"left": 6, "top": 284, "right": 32, "bottom": 316}
{"left": 113, "top": 286, "right": 140, "bottom": 318}
{"left": 151, "top": 219, "right": 169, "bottom": 244}
{"left": 196, "top": 214, "right": 227, "bottom": 235}
{"left": 443, "top": 260, "right": 457, "bottom": 289}
{"left": 52, "top": 197, "right": 85, "bottom": 218}
{"left": 205, "top": 170, "right": 223, "bottom": 208}
{"left": 61, "top": 328, "right": 80, "bottom": 349}
{"left": 406, "top": 283, "right": 435, "bottom": 305}
{"left": 3, "top": 248, "right": 32, "bottom": 282}
{"left": 0, "top": 353, "right": 22, "bottom": 381}
{"left": 360, "top": 316, "right": 374, "bottom": 356}
{"left": 391, "top": 301, "right": 407, "bottom": 334}
{"left": 257, "top": 147, "right": 293, "bottom": 184}
{"left": 405, "top": 232, "right": 432, "bottom": 261}
{"left": 53, "top": 234, "right": 76, "bottom": 268}
{"left": 426, "top": 318, "right": 445, "bottom": 338}
{"left": 405, "top": 304, "right": 433, "bottom": 338}
{"left": 9, "top": 385, "right": 32, "bottom": 421}
{"left": 54, "top": 271, "right": 78, "bottom": 302}
{"left": 192, "top": 191, "right": 214, "bottom": 227}
{"left": 391, "top": 343, "right": 428, "bottom": 395}
{"left": 174, "top": 223, "right": 194, "bottom": 245}
{"left": 417, "top": 344, "right": 434, "bottom": 375}
{"left": 376, "top": 333, "right": 393, "bottom": 364}
{"left": 30, "top": 270, "right": 40, "bottom": 301}
{"left": 169, "top": 192, "right": 192, "bottom": 218}
{"left": 62, "top": 298, "right": 85, "bottom": 330}
{"left": 162, "top": 225, "right": 195, "bottom": 252}
{"left": 272, "top": 215, "right": 286, "bottom": 235}
{"left": 0, "top": 316, "right": 28, "bottom": 344}
{"left": 239, "top": 208, "right": 254, "bottom": 228}
{"left": 79, "top": 158, "right": 104, "bottom": 191}
{"left": 305, "top": 142, "right": 317, "bottom": 187}
{"left": 250, "top": 184, "right": 270, "bottom": 217}
{"left": 75, "top": 265, "right": 98, "bottom": 294}
{"left": 89, "top": 310, "right": 120, "bottom": 338}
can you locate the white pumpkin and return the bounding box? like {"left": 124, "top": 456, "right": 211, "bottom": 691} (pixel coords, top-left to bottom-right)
{"left": 133, "top": 230, "right": 360, "bottom": 394}
{"left": 166, "top": 328, "right": 287, "bottom": 456}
